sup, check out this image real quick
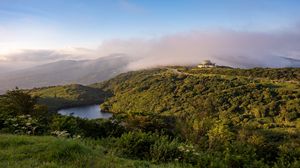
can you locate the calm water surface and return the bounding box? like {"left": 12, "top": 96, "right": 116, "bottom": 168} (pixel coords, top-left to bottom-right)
{"left": 58, "top": 105, "right": 112, "bottom": 119}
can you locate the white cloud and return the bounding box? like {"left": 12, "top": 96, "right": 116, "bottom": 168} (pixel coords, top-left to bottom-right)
{"left": 1, "top": 27, "right": 300, "bottom": 70}
{"left": 95, "top": 29, "right": 300, "bottom": 69}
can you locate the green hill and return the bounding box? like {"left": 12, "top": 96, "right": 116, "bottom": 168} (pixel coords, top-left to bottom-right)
{"left": 91, "top": 67, "right": 300, "bottom": 165}
{"left": 2, "top": 67, "right": 298, "bottom": 167}
{"left": 28, "top": 84, "right": 111, "bottom": 111}
{"left": 95, "top": 67, "right": 300, "bottom": 120}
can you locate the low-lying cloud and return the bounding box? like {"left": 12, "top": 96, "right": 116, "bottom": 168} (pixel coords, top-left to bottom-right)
{"left": 97, "top": 29, "right": 300, "bottom": 69}
{"left": 1, "top": 27, "right": 300, "bottom": 71}
{"left": 0, "top": 48, "right": 100, "bottom": 70}
{"left": 0, "top": 48, "right": 99, "bottom": 62}
{"left": 3, "top": 50, "right": 66, "bottom": 62}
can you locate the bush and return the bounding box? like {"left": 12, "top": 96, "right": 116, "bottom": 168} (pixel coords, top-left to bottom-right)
{"left": 207, "top": 121, "right": 234, "bottom": 150}
{"left": 77, "top": 118, "right": 125, "bottom": 138}
{"left": 275, "top": 143, "right": 300, "bottom": 167}
{"left": 50, "top": 115, "right": 125, "bottom": 138}
{"left": 2, "top": 115, "right": 46, "bottom": 135}
{"left": 115, "top": 131, "right": 184, "bottom": 162}
{"left": 50, "top": 116, "right": 80, "bottom": 137}
{"left": 150, "top": 136, "right": 182, "bottom": 162}
{"left": 115, "top": 131, "right": 156, "bottom": 159}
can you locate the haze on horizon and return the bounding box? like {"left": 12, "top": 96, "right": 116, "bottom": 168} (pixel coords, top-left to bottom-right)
{"left": 1, "top": 0, "right": 300, "bottom": 71}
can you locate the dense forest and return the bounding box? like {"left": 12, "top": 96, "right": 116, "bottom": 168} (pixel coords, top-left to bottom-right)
{"left": 96, "top": 67, "right": 300, "bottom": 167}
{"left": 0, "top": 67, "right": 299, "bottom": 167}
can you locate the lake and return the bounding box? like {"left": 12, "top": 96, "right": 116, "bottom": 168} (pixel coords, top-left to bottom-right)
{"left": 58, "top": 105, "right": 112, "bottom": 119}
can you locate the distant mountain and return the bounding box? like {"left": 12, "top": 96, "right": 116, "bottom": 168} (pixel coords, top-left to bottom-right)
{"left": 282, "top": 57, "right": 300, "bottom": 67}
{"left": 0, "top": 54, "right": 132, "bottom": 93}
{"left": 216, "top": 56, "right": 300, "bottom": 68}
{"left": 0, "top": 64, "right": 14, "bottom": 74}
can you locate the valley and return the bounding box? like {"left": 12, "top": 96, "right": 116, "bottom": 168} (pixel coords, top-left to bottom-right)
{"left": 0, "top": 66, "right": 299, "bottom": 167}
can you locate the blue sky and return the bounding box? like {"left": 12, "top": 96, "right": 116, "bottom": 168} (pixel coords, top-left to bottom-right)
{"left": 0, "top": 0, "right": 299, "bottom": 51}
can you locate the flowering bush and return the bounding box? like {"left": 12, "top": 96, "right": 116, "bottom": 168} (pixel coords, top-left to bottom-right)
{"left": 51, "top": 130, "right": 70, "bottom": 138}
{"left": 177, "top": 144, "right": 199, "bottom": 163}
{"left": 51, "top": 130, "right": 82, "bottom": 139}
{"left": 3, "top": 115, "right": 40, "bottom": 135}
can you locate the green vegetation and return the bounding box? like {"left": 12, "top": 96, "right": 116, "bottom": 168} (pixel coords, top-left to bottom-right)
{"left": 97, "top": 68, "right": 300, "bottom": 119}
{"left": 29, "top": 84, "right": 111, "bottom": 111}
{"left": 94, "top": 67, "right": 300, "bottom": 167}
{"left": 0, "top": 134, "right": 186, "bottom": 168}
{"left": 186, "top": 67, "right": 300, "bottom": 81}
{"left": 0, "top": 67, "right": 299, "bottom": 167}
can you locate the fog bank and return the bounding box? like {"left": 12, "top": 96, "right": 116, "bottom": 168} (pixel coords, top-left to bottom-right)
{"left": 1, "top": 28, "right": 300, "bottom": 70}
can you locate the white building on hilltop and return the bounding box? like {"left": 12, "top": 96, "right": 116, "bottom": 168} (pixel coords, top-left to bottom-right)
{"left": 198, "top": 60, "right": 216, "bottom": 68}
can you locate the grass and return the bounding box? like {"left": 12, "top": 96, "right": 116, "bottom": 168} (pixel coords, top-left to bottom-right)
{"left": 0, "top": 134, "right": 189, "bottom": 168}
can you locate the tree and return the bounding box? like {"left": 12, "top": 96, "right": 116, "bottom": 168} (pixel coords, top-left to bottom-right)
{"left": 207, "top": 120, "right": 234, "bottom": 150}
{"left": 0, "top": 88, "right": 37, "bottom": 116}
{"left": 0, "top": 88, "right": 50, "bottom": 134}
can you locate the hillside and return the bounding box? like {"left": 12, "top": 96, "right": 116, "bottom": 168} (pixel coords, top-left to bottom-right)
{"left": 29, "top": 84, "right": 111, "bottom": 111}
{"left": 90, "top": 67, "right": 300, "bottom": 165}
{"left": 95, "top": 67, "right": 300, "bottom": 118}
{"left": 0, "top": 54, "right": 132, "bottom": 94}
{"left": 2, "top": 67, "right": 299, "bottom": 167}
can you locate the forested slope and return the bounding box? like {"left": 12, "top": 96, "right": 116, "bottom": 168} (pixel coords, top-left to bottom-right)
{"left": 90, "top": 67, "right": 300, "bottom": 166}
{"left": 2, "top": 67, "right": 298, "bottom": 167}
{"left": 28, "top": 84, "right": 111, "bottom": 111}
{"left": 95, "top": 67, "right": 300, "bottom": 123}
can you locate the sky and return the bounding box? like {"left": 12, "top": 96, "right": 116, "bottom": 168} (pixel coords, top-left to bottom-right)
{"left": 0, "top": 0, "right": 300, "bottom": 69}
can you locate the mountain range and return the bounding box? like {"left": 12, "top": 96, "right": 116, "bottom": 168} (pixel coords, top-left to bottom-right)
{"left": 1, "top": 54, "right": 299, "bottom": 94}
{"left": 0, "top": 54, "right": 132, "bottom": 94}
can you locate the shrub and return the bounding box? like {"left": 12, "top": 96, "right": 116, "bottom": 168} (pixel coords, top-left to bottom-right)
{"left": 275, "top": 143, "right": 300, "bottom": 167}
{"left": 2, "top": 115, "right": 45, "bottom": 135}
{"left": 150, "top": 136, "right": 182, "bottom": 162}
{"left": 115, "top": 131, "right": 184, "bottom": 162}
{"left": 50, "top": 115, "right": 125, "bottom": 139}
{"left": 77, "top": 118, "right": 125, "bottom": 138}
{"left": 115, "top": 131, "right": 156, "bottom": 159}
{"left": 207, "top": 121, "right": 234, "bottom": 150}
{"left": 50, "top": 116, "right": 80, "bottom": 136}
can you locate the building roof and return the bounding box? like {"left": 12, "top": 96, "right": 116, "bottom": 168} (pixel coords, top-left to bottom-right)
{"left": 202, "top": 60, "right": 214, "bottom": 65}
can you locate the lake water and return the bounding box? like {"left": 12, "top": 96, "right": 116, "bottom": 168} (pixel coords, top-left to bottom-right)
{"left": 58, "top": 105, "right": 112, "bottom": 119}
